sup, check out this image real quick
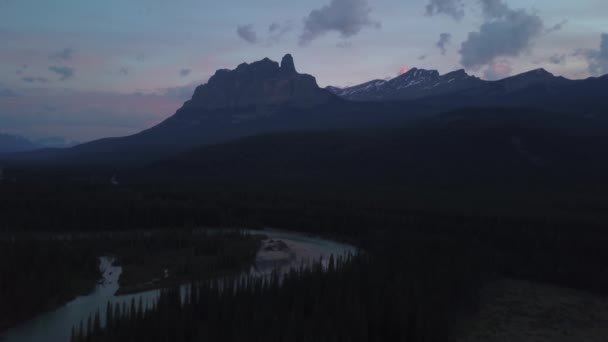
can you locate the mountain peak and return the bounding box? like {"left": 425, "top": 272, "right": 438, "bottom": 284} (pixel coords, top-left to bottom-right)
{"left": 399, "top": 68, "right": 440, "bottom": 79}
{"left": 532, "top": 68, "right": 552, "bottom": 75}
{"left": 443, "top": 69, "right": 469, "bottom": 78}
{"left": 517, "top": 68, "right": 554, "bottom": 78}
{"left": 187, "top": 55, "right": 332, "bottom": 110}
{"left": 280, "top": 54, "right": 297, "bottom": 74}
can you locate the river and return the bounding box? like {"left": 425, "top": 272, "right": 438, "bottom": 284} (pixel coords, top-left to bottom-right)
{"left": 1, "top": 229, "right": 355, "bottom": 342}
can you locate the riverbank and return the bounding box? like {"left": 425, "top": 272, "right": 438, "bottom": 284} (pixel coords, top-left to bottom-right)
{"left": 112, "top": 231, "right": 264, "bottom": 295}
{"left": 2, "top": 229, "right": 356, "bottom": 342}
{"left": 0, "top": 239, "right": 102, "bottom": 333}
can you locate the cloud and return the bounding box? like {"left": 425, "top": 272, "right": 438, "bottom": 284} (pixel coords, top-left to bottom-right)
{"left": 425, "top": 0, "right": 464, "bottom": 20}
{"left": 483, "top": 61, "right": 512, "bottom": 80}
{"left": 0, "top": 88, "right": 18, "bottom": 97}
{"left": 50, "top": 47, "right": 75, "bottom": 61}
{"left": 549, "top": 54, "right": 566, "bottom": 65}
{"left": 460, "top": 0, "right": 544, "bottom": 69}
{"left": 418, "top": 54, "right": 428, "bottom": 60}
{"left": 119, "top": 67, "right": 129, "bottom": 76}
{"left": 576, "top": 33, "right": 608, "bottom": 76}
{"left": 480, "top": 0, "right": 510, "bottom": 18}
{"left": 49, "top": 66, "right": 75, "bottom": 81}
{"left": 237, "top": 24, "right": 258, "bottom": 44}
{"left": 267, "top": 21, "right": 293, "bottom": 44}
{"left": 300, "top": 0, "right": 380, "bottom": 46}
{"left": 236, "top": 21, "right": 293, "bottom": 46}
{"left": 269, "top": 22, "right": 281, "bottom": 33}
{"left": 546, "top": 20, "right": 567, "bottom": 34}
{"left": 179, "top": 69, "right": 192, "bottom": 77}
{"left": 22, "top": 77, "right": 49, "bottom": 84}
{"left": 436, "top": 33, "right": 452, "bottom": 55}
{"left": 269, "top": 21, "right": 292, "bottom": 35}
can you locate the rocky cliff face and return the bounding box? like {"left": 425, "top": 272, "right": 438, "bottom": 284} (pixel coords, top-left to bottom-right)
{"left": 185, "top": 54, "right": 333, "bottom": 111}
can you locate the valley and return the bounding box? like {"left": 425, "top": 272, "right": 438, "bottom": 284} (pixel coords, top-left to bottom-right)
{"left": 1, "top": 53, "right": 608, "bottom": 341}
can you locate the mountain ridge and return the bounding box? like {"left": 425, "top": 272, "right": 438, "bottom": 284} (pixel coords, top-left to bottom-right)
{"left": 327, "top": 67, "right": 607, "bottom": 103}
{"left": 183, "top": 54, "right": 333, "bottom": 111}
{"left": 4, "top": 55, "right": 608, "bottom": 166}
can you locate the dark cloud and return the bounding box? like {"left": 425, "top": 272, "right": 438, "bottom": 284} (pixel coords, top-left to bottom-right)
{"left": 549, "top": 54, "right": 566, "bottom": 65}
{"left": 269, "top": 22, "right": 280, "bottom": 33}
{"left": 480, "top": 0, "right": 510, "bottom": 18}
{"left": 267, "top": 21, "right": 293, "bottom": 44}
{"left": 49, "top": 66, "right": 75, "bottom": 81}
{"left": 0, "top": 88, "right": 18, "bottom": 97}
{"left": 546, "top": 20, "right": 567, "bottom": 34}
{"left": 22, "top": 77, "right": 49, "bottom": 84}
{"left": 300, "top": 0, "right": 380, "bottom": 46}
{"left": 483, "top": 61, "right": 512, "bottom": 80}
{"left": 460, "top": 0, "right": 544, "bottom": 69}
{"left": 425, "top": 0, "right": 464, "bottom": 20}
{"left": 119, "top": 67, "right": 129, "bottom": 76}
{"left": 576, "top": 33, "right": 608, "bottom": 76}
{"left": 50, "top": 47, "right": 75, "bottom": 61}
{"left": 237, "top": 24, "right": 258, "bottom": 44}
{"left": 436, "top": 33, "right": 452, "bottom": 55}
{"left": 179, "top": 69, "right": 192, "bottom": 77}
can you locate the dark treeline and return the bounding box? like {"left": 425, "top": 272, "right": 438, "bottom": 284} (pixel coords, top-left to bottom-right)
{"left": 0, "top": 230, "right": 262, "bottom": 331}
{"left": 0, "top": 238, "right": 100, "bottom": 331}
{"left": 108, "top": 230, "right": 262, "bottom": 294}
{"left": 76, "top": 234, "right": 484, "bottom": 342}
{"left": 2, "top": 181, "right": 608, "bottom": 340}
{"left": 1, "top": 182, "right": 607, "bottom": 294}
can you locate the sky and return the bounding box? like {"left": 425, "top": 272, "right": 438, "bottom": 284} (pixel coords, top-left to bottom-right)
{"left": 0, "top": 0, "right": 606, "bottom": 142}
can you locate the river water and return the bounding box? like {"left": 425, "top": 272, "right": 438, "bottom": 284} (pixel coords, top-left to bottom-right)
{"left": 1, "top": 229, "right": 355, "bottom": 342}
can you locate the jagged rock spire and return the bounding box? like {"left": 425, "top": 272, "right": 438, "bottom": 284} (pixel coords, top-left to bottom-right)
{"left": 280, "top": 54, "right": 296, "bottom": 74}
{"left": 186, "top": 54, "right": 331, "bottom": 110}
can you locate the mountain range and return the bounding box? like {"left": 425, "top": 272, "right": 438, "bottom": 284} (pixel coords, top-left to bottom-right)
{"left": 327, "top": 67, "right": 608, "bottom": 113}
{"left": 327, "top": 68, "right": 483, "bottom": 101}
{"left": 0, "top": 133, "right": 78, "bottom": 154}
{"left": 3, "top": 54, "right": 608, "bottom": 178}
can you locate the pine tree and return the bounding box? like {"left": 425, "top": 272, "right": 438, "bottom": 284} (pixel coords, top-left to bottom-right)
{"left": 93, "top": 309, "right": 101, "bottom": 336}
{"left": 86, "top": 315, "right": 92, "bottom": 342}
{"left": 106, "top": 301, "right": 113, "bottom": 329}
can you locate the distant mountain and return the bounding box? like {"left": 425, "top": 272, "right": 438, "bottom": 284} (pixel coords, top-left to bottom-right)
{"left": 5, "top": 55, "right": 608, "bottom": 166}
{"left": 328, "top": 68, "right": 608, "bottom": 113}
{"left": 9, "top": 55, "right": 432, "bottom": 165}
{"left": 35, "top": 137, "right": 79, "bottom": 149}
{"left": 0, "top": 133, "right": 39, "bottom": 153}
{"left": 0, "top": 134, "right": 79, "bottom": 154}
{"left": 327, "top": 68, "right": 484, "bottom": 101}
{"left": 186, "top": 54, "right": 333, "bottom": 110}
{"left": 142, "top": 107, "right": 608, "bottom": 191}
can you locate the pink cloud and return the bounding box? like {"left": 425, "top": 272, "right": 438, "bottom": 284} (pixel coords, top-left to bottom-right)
{"left": 483, "top": 61, "right": 512, "bottom": 80}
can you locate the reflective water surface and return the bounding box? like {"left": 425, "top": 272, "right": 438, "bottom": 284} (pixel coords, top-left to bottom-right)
{"left": 2, "top": 229, "right": 355, "bottom": 342}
